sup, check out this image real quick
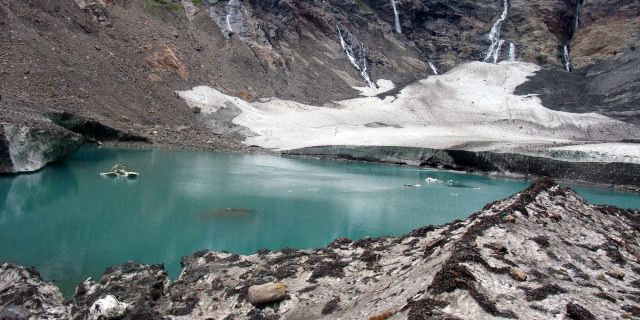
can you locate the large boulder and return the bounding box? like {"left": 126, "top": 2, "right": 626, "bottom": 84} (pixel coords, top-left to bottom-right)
{"left": 88, "top": 295, "right": 129, "bottom": 320}
{"left": 248, "top": 282, "right": 288, "bottom": 305}
{"left": 0, "top": 104, "right": 82, "bottom": 174}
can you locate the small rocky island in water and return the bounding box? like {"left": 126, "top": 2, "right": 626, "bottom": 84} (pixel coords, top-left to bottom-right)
{"left": 2, "top": 179, "right": 639, "bottom": 319}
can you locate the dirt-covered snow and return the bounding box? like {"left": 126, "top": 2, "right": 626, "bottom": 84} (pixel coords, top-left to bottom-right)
{"left": 542, "top": 142, "right": 640, "bottom": 163}
{"left": 178, "top": 61, "right": 640, "bottom": 163}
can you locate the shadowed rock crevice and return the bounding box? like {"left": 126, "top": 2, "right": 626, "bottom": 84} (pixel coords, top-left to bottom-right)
{"left": 48, "top": 111, "right": 150, "bottom": 143}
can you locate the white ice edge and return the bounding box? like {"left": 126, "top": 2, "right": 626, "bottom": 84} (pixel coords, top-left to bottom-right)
{"left": 177, "top": 61, "right": 640, "bottom": 163}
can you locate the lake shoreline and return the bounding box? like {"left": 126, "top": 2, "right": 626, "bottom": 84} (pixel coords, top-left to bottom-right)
{"left": 284, "top": 145, "right": 640, "bottom": 192}
{"left": 48, "top": 141, "right": 640, "bottom": 193}
{"left": 3, "top": 178, "right": 639, "bottom": 319}
{"left": 6, "top": 140, "right": 638, "bottom": 194}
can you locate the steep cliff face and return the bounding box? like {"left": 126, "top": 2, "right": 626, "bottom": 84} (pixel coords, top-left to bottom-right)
{"left": 0, "top": 102, "right": 82, "bottom": 174}
{"left": 571, "top": 0, "right": 639, "bottom": 69}
{"left": 364, "top": 0, "right": 580, "bottom": 69}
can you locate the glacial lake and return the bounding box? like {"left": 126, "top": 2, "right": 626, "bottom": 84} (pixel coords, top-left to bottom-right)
{"left": 1, "top": 147, "right": 639, "bottom": 296}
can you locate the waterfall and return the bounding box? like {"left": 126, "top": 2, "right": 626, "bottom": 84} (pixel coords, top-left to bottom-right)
{"left": 508, "top": 42, "right": 516, "bottom": 61}
{"left": 428, "top": 61, "right": 438, "bottom": 75}
{"left": 337, "top": 26, "right": 375, "bottom": 88}
{"left": 391, "top": 0, "right": 402, "bottom": 34}
{"left": 208, "top": 0, "right": 244, "bottom": 37}
{"left": 225, "top": 13, "right": 233, "bottom": 32}
{"left": 338, "top": 26, "right": 359, "bottom": 68}
{"left": 574, "top": 0, "right": 584, "bottom": 31}
{"left": 484, "top": 0, "right": 509, "bottom": 63}
{"left": 563, "top": 45, "right": 571, "bottom": 71}
{"left": 564, "top": 0, "right": 583, "bottom": 72}
{"left": 494, "top": 39, "right": 506, "bottom": 63}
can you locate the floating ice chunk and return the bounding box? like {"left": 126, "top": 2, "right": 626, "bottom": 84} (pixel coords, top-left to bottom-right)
{"left": 425, "top": 177, "right": 444, "bottom": 184}
{"left": 404, "top": 184, "right": 422, "bottom": 187}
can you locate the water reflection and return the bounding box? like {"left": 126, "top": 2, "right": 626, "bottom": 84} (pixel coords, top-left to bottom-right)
{"left": 0, "top": 164, "right": 78, "bottom": 222}
{"left": 0, "top": 147, "right": 638, "bottom": 297}
{"left": 200, "top": 208, "right": 255, "bottom": 219}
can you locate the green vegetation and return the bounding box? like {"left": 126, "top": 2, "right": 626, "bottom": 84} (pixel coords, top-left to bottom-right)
{"left": 191, "top": 0, "right": 205, "bottom": 6}
{"left": 535, "top": 53, "right": 549, "bottom": 65}
{"left": 355, "top": 0, "right": 372, "bottom": 12}
{"left": 144, "top": 0, "right": 184, "bottom": 11}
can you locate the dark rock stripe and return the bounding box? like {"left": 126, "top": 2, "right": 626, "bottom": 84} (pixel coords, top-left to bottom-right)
{"left": 285, "top": 145, "right": 640, "bottom": 188}
{"left": 0, "top": 126, "right": 13, "bottom": 173}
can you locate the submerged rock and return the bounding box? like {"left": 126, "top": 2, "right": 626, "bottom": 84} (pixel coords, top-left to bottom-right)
{"left": 2, "top": 179, "right": 639, "bottom": 319}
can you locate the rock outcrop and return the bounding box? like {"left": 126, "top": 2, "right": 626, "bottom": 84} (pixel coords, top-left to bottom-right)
{"left": 0, "top": 103, "right": 82, "bottom": 174}
{"left": 571, "top": 0, "right": 639, "bottom": 69}
{"left": 2, "top": 179, "right": 639, "bottom": 319}
{"left": 0, "top": 263, "right": 66, "bottom": 320}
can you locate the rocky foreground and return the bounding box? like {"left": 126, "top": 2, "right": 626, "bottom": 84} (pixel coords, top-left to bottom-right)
{"left": 1, "top": 179, "right": 639, "bottom": 319}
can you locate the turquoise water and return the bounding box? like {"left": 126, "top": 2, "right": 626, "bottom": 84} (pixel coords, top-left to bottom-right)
{"left": 0, "top": 147, "right": 638, "bottom": 295}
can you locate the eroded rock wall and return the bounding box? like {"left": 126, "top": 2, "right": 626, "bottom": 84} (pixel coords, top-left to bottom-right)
{"left": 571, "top": 0, "right": 640, "bottom": 69}
{"left": 0, "top": 103, "right": 81, "bottom": 174}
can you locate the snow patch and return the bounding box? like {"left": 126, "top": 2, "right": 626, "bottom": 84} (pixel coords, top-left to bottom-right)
{"left": 354, "top": 79, "right": 395, "bottom": 96}
{"left": 545, "top": 143, "right": 640, "bottom": 163}
{"left": 178, "top": 61, "right": 639, "bottom": 163}
{"left": 177, "top": 86, "right": 251, "bottom": 114}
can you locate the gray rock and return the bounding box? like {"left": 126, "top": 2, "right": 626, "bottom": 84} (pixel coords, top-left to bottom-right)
{"left": 88, "top": 295, "right": 129, "bottom": 320}
{"left": 511, "top": 267, "right": 527, "bottom": 282}
{"left": 0, "top": 107, "right": 82, "bottom": 174}
{"left": 248, "top": 282, "right": 287, "bottom": 305}
{"left": 606, "top": 268, "right": 625, "bottom": 280}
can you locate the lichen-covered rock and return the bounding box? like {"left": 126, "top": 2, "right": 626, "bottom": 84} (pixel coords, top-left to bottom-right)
{"left": 0, "top": 263, "right": 66, "bottom": 319}
{"left": 606, "top": 268, "right": 625, "bottom": 280}
{"left": 2, "top": 179, "right": 639, "bottom": 319}
{"left": 511, "top": 267, "right": 528, "bottom": 282}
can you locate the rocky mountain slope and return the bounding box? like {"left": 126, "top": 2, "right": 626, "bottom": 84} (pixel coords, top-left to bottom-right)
{"left": 0, "top": 0, "right": 638, "bottom": 176}
{"left": 2, "top": 179, "right": 639, "bottom": 319}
